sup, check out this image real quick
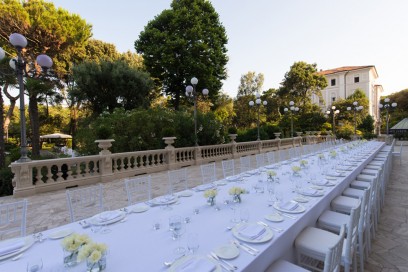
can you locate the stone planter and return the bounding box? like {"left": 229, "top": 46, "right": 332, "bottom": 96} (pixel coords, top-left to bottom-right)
{"left": 273, "top": 133, "right": 281, "bottom": 139}
{"left": 162, "top": 137, "right": 177, "bottom": 149}
{"left": 296, "top": 131, "right": 303, "bottom": 137}
{"left": 228, "top": 134, "right": 238, "bottom": 143}
{"left": 95, "top": 139, "right": 115, "bottom": 155}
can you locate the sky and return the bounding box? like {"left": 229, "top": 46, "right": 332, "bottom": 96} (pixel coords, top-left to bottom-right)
{"left": 50, "top": 0, "right": 408, "bottom": 98}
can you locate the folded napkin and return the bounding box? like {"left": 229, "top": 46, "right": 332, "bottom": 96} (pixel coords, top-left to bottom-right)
{"left": 238, "top": 224, "right": 266, "bottom": 240}
{"left": 326, "top": 172, "right": 345, "bottom": 177}
{"left": 177, "top": 258, "right": 216, "bottom": 272}
{"left": 314, "top": 180, "right": 328, "bottom": 186}
{"left": 0, "top": 239, "right": 24, "bottom": 256}
{"left": 279, "top": 201, "right": 299, "bottom": 211}
{"left": 300, "top": 188, "right": 319, "bottom": 196}
{"left": 196, "top": 184, "right": 214, "bottom": 191}
{"left": 155, "top": 195, "right": 175, "bottom": 203}
{"left": 98, "top": 210, "right": 122, "bottom": 222}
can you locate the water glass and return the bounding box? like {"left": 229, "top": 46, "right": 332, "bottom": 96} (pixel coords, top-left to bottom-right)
{"left": 187, "top": 233, "right": 199, "bottom": 254}
{"left": 240, "top": 208, "right": 249, "bottom": 223}
{"left": 91, "top": 223, "right": 102, "bottom": 233}
{"left": 169, "top": 215, "right": 182, "bottom": 232}
{"left": 27, "top": 258, "right": 43, "bottom": 272}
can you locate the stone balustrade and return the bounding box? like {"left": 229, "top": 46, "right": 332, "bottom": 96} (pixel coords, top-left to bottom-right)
{"left": 10, "top": 135, "right": 327, "bottom": 197}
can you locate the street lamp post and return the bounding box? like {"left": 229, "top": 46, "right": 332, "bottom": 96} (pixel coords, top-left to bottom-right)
{"left": 249, "top": 93, "right": 267, "bottom": 141}
{"left": 379, "top": 98, "right": 397, "bottom": 136}
{"left": 326, "top": 106, "right": 340, "bottom": 136}
{"left": 0, "top": 33, "right": 53, "bottom": 162}
{"left": 347, "top": 101, "right": 363, "bottom": 138}
{"left": 185, "top": 77, "right": 209, "bottom": 146}
{"left": 284, "top": 101, "right": 299, "bottom": 138}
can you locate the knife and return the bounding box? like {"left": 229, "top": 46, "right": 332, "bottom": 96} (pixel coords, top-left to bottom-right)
{"left": 210, "top": 252, "right": 237, "bottom": 270}
{"left": 208, "top": 254, "right": 233, "bottom": 271}
{"left": 231, "top": 240, "right": 256, "bottom": 256}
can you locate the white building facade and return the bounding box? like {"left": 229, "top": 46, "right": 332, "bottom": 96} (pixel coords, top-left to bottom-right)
{"left": 312, "top": 66, "right": 383, "bottom": 132}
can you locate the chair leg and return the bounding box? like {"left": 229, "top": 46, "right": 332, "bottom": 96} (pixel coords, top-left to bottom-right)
{"left": 359, "top": 235, "right": 364, "bottom": 272}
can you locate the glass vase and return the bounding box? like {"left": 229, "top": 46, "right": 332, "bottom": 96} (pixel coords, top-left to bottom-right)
{"left": 63, "top": 248, "right": 79, "bottom": 267}
{"left": 232, "top": 194, "right": 241, "bottom": 203}
{"left": 207, "top": 196, "right": 216, "bottom": 206}
{"left": 86, "top": 253, "right": 107, "bottom": 272}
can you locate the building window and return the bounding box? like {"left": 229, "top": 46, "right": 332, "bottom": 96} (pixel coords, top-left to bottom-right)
{"left": 354, "top": 76, "right": 359, "bottom": 83}
{"left": 332, "top": 97, "right": 336, "bottom": 102}
{"left": 331, "top": 79, "right": 336, "bottom": 86}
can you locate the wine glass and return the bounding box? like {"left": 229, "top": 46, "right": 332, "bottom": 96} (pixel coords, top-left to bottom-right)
{"left": 187, "top": 233, "right": 199, "bottom": 254}
{"left": 266, "top": 182, "right": 276, "bottom": 203}
{"left": 240, "top": 208, "right": 249, "bottom": 223}
{"left": 172, "top": 220, "right": 186, "bottom": 254}
{"left": 27, "top": 258, "right": 43, "bottom": 272}
{"left": 100, "top": 206, "right": 112, "bottom": 234}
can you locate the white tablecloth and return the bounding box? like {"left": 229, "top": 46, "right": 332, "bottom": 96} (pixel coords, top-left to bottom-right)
{"left": 2, "top": 141, "right": 384, "bottom": 272}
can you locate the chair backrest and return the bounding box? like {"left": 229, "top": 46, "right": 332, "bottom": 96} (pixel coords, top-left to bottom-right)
{"left": 66, "top": 184, "right": 104, "bottom": 223}
{"left": 200, "top": 162, "right": 217, "bottom": 184}
{"left": 359, "top": 186, "right": 372, "bottom": 232}
{"left": 0, "top": 200, "right": 27, "bottom": 239}
{"left": 222, "top": 159, "right": 235, "bottom": 178}
{"left": 323, "top": 224, "right": 346, "bottom": 272}
{"left": 266, "top": 151, "right": 275, "bottom": 165}
{"left": 168, "top": 168, "right": 188, "bottom": 194}
{"left": 256, "top": 154, "right": 265, "bottom": 168}
{"left": 240, "top": 156, "right": 251, "bottom": 173}
{"left": 278, "top": 149, "right": 288, "bottom": 162}
{"left": 124, "top": 176, "right": 152, "bottom": 206}
{"left": 344, "top": 201, "right": 361, "bottom": 264}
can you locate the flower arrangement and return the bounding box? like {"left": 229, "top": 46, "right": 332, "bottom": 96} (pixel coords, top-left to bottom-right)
{"left": 78, "top": 242, "right": 108, "bottom": 272}
{"left": 318, "top": 153, "right": 325, "bottom": 159}
{"left": 329, "top": 150, "right": 337, "bottom": 158}
{"left": 61, "top": 233, "right": 91, "bottom": 267}
{"left": 340, "top": 146, "right": 346, "bottom": 152}
{"left": 229, "top": 186, "right": 246, "bottom": 203}
{"left": 267, "top": 170, "right": 277, "bottom": 178}
{"left": 291, "top": 165, "right": 301, "bottom": 173}
{"left": 204, "top": 189, "right": 217, "bottom": 206}
{"left": 300, "top": 160, "right": 308, "bottom": 166}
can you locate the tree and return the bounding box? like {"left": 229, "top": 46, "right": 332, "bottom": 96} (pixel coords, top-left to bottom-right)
{"left": 279, "top": 61, "right": 327, "bottom": 107}
{"left": 385, "top": 89, "right": 408, "bottom": 128}
{"left": 72, "top": 59, "right": 153, "bottom": 115}
{"left": 332, "top": 89, "right": 369, "bottom": 127}
{"left": 135, "top": 0, "right": 228, "bottom": 110}
{"left": 237, "top": 72, "right": 264, "bottom": 97}
{"left": 84, "top": 39, "right": 120, "bottom": 63}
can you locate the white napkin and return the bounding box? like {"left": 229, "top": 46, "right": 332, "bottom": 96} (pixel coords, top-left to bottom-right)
{"left": 197, "top": 184, "right": 214, "bottom": 191}
{"left": 315, "top": 180, "right": 328, "bottom": 186}
{"left": 98, "top": 210, "right": 121, "bottom": 222}
{"left": 279, "top": 201, "right": 299, "bottom": 211}
{"left": 238, "top": 224, "right": 266, "bottom": 240}
{"left": 0, "top": 239, "right": 24, "bottom": 256}
{"left": 177, "top": 258, "right": 216, "bottom": 272}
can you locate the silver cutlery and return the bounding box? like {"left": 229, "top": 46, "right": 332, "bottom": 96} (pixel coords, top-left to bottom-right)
{"left": 163, "top": 254, "right": 185, "bottom": 267}
{"left": 257, "top": 221, "right": 284, "bottom": 233}
{"left": 207, "top": 254, "right": 233, "bottom": 271}
{"left": 231, "top": 240, "right": 256, "bottom": 256}
{"left": 273, "top": 210, "right": 297, "bottom": 220}
{"left": 0, "top": 253, "right": 24, "bottom": 265}
{"left": 233, "top": 239, "right": 259, "bottom": 253}
{"left": 210, "top": 252, "right": 237, "bottom": 270}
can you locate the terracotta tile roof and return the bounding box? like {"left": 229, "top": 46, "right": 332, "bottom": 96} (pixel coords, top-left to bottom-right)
{"left": 318, "top": 66, "right": 375, "bottom": 75}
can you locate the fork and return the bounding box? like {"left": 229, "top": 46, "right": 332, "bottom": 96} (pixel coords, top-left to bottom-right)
{"left": 257, "top": 221, "right": 284, "bottom": 233}
{"left": 210, "top": 252, "right": 237, "bottom": 270}
{"left": 207, "top": 254, "right": 234, "bottom": 271}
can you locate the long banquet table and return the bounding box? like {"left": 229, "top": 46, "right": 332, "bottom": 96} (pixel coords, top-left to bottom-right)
{"left": 1, "top": 140, "right": 385, "bottom": 272}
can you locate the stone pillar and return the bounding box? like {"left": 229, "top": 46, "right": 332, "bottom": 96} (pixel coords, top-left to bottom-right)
{"left": 273, "top": 133, "right": 281, "bottom": 139}
{"left": 95, "top": 139, "right": 115, "bottom": 182}
{"left": 163, "top": 137, "right": 177, "bottom": 170}
{"left": 11, "top": 162, "right": 35, "bottom": 197}
{"left": 229, "top": 134, "right": 238, "bottom": 159}
{"left": 194, "top": 146, "right": 203, "bottom": 165}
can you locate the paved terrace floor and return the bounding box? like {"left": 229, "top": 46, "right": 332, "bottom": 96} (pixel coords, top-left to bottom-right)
{"left": 0, "top": 142, "right": 407, "bottom": 271}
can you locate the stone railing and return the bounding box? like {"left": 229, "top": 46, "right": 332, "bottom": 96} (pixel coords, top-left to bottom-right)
{"left": 10, "top": 135, "right": 328, "bottom": 197}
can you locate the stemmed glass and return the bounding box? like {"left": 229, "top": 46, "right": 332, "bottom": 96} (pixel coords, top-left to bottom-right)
{"left": 27, "top": 258, "right": 43, "bottom": 272}
{"left": 100, "top": 206, "right": 112, "bottom": 234}
{"left": 266, "top": 182, "right": 276, "bottom": 203}
{"left": 172, "top": 219, "right": 186, "bottom": 255}
{"left": 187, "top": 233, "right": 199, "bottom": 254}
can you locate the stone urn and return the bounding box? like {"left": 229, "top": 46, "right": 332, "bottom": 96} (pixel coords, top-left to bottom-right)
{"left": 95, "top": 139, "right": 115, "bottom": 155}
{"left": 228, "top": 134, "right": 238, "bottom": 143}
{"left": 296, "top": 131, "right": 303, "bottom": 137}
{"left": 162, "top": 137, "right": 177, "bottom": 149}
{"left": 273, "top": 132, "right": 281, "bottom": 139}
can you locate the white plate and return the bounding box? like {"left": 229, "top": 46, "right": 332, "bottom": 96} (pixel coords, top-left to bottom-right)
{"left": 214, "top": 244, "right": 240, "bottom": 259}
{"left": 215, "top": 180, "right": 227, "bottom": 186}
{"left": 129, "top": 205, "right": 150, "bottom": 213}
{"left": 225, "top": 176, "right": 241, "bottom": 182}
{"left": 273, "top": 202, "right": 306, "bottom": 214}
{"left": 48, "top": 228, "right": 73, "bottom": 239}
{"left": 149, "top": 195, "right": 178, "bottom": 205}
{"left": 0, "top": 236, "right": 35, "bottom": 261}
{"left": 310, "top": 185, "right": 324, "bottom": 190}
{"left": 169, "top": 255, "right": 221, "bottom": 272}
{"left": 178, "top": 190, "right": 193, "bottom": 197}
{"left": 195, "top": 184, "right": 216, "bottom": 191}
{"left": 292, "top": 196, "right": 309, "bottom": 203}
{"left": 89, "top": 211, "right": 126, "bottom": 226}
{"left": 232, "top": 222, "right": 274, "bottom": 243}
{"left": 264, "top": 213, "right": 284, "bottom": 222}
{"left": 299, "top": 188, "right": 324, "bottom": 197}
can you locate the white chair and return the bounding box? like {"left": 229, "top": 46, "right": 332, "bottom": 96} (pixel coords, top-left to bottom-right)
{"left": 296, "top": 204, "right": 361, "bottom": 272}
{"left": 256, "top": 154, "right": 266, "bottom": 168}
{"left": 167, "top": 168, "right": 188, "bottom": 195}
{"left": 66, "top": 184, "right": 104, "bottom": 222}
{"left": 240, "top": 156, "right": 251, "bottom": 173}
{"left": 392, "top": 143, "right": 402, "bottom": 164}
{"left": 124, "top": 176, "right": 152, "bottom": 206}
{"left": 0, "top": 199, "right": 27, "bottom": 239}
{"left": 222, "top": 159, "right": 235, "bottom": 178}
{"left": 267, "top": 224, "right": 344, "bottom": 272}
{"left": 200, "top": 162, "right": 217, "bottom": 184}
{"left": 266, "top": 151, "right": 275, "bottom": 165}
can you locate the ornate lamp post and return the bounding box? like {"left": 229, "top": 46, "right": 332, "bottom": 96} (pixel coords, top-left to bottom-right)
{"left": 249, "top": 92, "right": 267, "bottom": 141}
{"left": 185, "top": 77, "right": 209, "bottom": 146}
{"left": 347, "top": 101, "right": 363, "bottom": 137}
{"left": 379, "top": 98, "right": 397, "bottom": 136}
{"left": 326, "top": 106, "right": 340, "bottom": 136}
{"left": 284, "top": 101, "right": 299, "bottom": 138}
{"left": 0, "top": 33, "right": 53, "bottom": 162}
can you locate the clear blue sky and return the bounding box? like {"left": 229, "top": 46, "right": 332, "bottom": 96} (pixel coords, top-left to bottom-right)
{"left": 51, "top": 0, "right": 408, "bottom": 97}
